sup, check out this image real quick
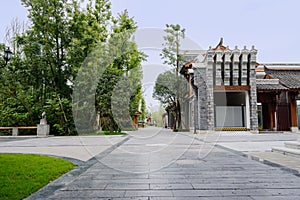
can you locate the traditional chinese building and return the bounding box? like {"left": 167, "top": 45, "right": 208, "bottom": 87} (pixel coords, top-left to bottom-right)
{"left": 181, "top": 41, "right": 300, "bottom": 133}
{"left": 181, "top": 43, "right": 258, "bottom": 132}
{"left": 256, "top": 64, "right": 300, "bottom": 132}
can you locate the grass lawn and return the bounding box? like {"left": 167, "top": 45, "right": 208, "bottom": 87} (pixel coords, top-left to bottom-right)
{"left": 0, "top": 154, "right": 75, "bottom": 200}
{"left": 101, "top": 131, "right": 127, "bottom": 135}
{"left": 81, "top": 131, "right": 127, "bottom": 136}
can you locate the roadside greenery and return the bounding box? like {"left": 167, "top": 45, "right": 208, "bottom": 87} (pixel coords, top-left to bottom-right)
{"left": 0, "top": 0, "right": 146, "bottom": 135}
{"left": 153, "top": 24, "right": 186, "bottom": 131}
{"left": 0, "top": 154, "right": 75, "bottom": 200}
{"left": 99, "top": 131, "right": 126, "bottom": 135}
{"left": 150, "top": 107, "right": 165, "bottom": 127}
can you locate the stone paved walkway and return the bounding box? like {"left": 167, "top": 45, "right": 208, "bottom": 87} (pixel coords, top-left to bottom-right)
{"left": 0, "top": 135, "right": 126, "bottom": 162}
{"left": 25, "top": 127, "right": 300, "bottom": 199}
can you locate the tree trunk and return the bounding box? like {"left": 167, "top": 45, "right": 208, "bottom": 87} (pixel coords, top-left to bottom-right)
{"left": 177, "top": 100, "right": 181, "bottom": 130}
{"left": 173, "top": 110, "right": 177, "bottom": 131}
{"left": 109, "top": 117, "right": 114, "bottom": 133}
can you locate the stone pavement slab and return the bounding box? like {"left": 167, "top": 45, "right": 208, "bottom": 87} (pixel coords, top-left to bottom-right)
{"left": 0, "top": 135, "right": 127, "bottom": 162}
{"left": 25, "top": 127, "right": 300, "bottom": 199}
{"left": 249, "top": 151, "right": 300, "bottom": 173}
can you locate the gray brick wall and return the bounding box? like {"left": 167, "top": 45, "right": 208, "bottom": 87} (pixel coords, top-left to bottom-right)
{"left": 192, "top": 45, "right": 258, "bottom": 132}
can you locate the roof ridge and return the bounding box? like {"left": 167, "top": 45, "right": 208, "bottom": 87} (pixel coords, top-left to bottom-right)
{"left": 260, "top": 63, "right": 300, "bottom": 66}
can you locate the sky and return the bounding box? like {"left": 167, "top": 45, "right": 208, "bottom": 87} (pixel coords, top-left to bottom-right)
{"left": 1, "top": 0, "right": 300, "bottom": 63}
{"left": 1, "top": 0, "right": 300, "bottom": 109}
{"left": 109, "top": 0, "right": 300, "bottom": 63}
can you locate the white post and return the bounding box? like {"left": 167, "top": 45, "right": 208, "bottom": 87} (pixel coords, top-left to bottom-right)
{"left": 215, "top": 49, "right": 223, "bottom": 85}
{"left": 241, "top": 46, "right": 249, "bottom": 85}
{"left": 37, "top": 112, "right": 50, "bottom": 137}
{"left": 12, "top": 128, "right": 18, "bottom": 136}
{"left": 232, "top": 46, "right": 240, "bottom": 85}
{"left": 245, "top": 91, "right": 251, "bottom": 129}
{"left": 224, "top": 49, "right": 231, "bottom": 85}
{"left": 37, "top": 124, "right": 50, "bottom": 137}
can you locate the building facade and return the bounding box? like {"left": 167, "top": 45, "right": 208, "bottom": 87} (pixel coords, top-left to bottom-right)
{"left": 180, "top": 43, "right": 300, "bottom": 133}
{"left": 256, "top": 64, "right": 300, "bottom": 132}
{"left": 181, "top": 43, "right": 259, "bottom": 132}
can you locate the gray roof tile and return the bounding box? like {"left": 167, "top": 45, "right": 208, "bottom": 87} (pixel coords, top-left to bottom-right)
{"left": 264, "top": 67, "right": 300, "bottom": 89}
{"left": 256, "top": 84, "right": 288, "bottom": 91}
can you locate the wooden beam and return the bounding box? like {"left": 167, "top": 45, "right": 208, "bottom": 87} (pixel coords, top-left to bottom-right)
{"left": 257, "top": 93, "right": 277, "bottom": 103}
{"left": 270, "top": 103, "right": 276, "bottom": 131}
{"left": 290, "top": 93, "right": 298, "bottom": 127}
{"left": 214, "top": 85, "right": 250, "bottom": 91}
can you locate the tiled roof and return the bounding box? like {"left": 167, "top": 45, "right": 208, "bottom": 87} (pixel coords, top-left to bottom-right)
{"left": 256, "top": 84, "right": 288, "bottom": 91}
{"left": 256, "top": 79, "right": 288, "bottom": 91}
{"left": 264, "top": 67, "right": 300, "bottom": 89}
{"left": 256, "top": 63, "right": 300, "bottom": 72}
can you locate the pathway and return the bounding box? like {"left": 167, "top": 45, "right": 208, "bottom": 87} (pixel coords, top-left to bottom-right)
{"left": 22, "top": 127, "right": 300, "bottom": 199}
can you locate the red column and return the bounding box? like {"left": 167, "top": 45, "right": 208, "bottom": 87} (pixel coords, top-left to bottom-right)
{"left": 290, "top": 92, "right": 298, "bottom": 127}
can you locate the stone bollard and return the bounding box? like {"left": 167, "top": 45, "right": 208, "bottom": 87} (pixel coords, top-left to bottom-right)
{"left": 37, "top": 124, "right": 50, "bottom": 137}
{"left": 37, "top": 111, "right": 50, "bottom": 137}
{"left": 12, "top": 128, "right": 19, "bottom": 136}
{"left": 290, "top": 127, "right": 299, "bottom": 133}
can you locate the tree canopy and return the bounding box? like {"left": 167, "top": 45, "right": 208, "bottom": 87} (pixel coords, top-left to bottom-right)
{"left": 154, "top": 24, "right": 186, "bottom": 130}
{"left": 0, "top": 0, "right": 146, "bottom": 135}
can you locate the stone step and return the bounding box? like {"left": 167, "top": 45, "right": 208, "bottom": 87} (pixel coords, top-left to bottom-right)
{"left": 272, "top": 147, "right": 300, "bottom": 159}
{"left": 285, "top": 141, "right": 300, "bottom": 150}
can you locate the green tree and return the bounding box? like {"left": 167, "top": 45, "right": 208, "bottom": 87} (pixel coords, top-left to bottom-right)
{"left": 0, "top": 0, "right": 114, "bottom": 135}
{"left": 159, "top": 24, "right": 186, "bottom": 130}
{"left": 0, "top": 22, "right": 42, "bottom": 133}
{"left": 151, "top": 107, "right": 165, "bottom": 127}
{"left": 18, "top": 0, "right": 80, "bottom": 135}
{"left": 153, "top": 70, "right": 187, "bottom": 129}
{"left": 0, "top": 1, "right": 146, "bottom": 135}
{"left": 96, "top": 11, "right": 147, "bottom": 132}
{"left": 67, "top": 0, "right": 112, "bottom": 79}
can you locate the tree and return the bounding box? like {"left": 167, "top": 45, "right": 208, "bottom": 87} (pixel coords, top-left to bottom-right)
{"left": 151, "top": 107, "right": 166, "bottom": 127}
{"left": 159, "top": 24, "right": 186, "bottom": 131}
{"left": 0, "top": 1, "right": 146, "bottom": 135}
{"left": 0, "top": 19, "right": 42, "bottom": 133}
{"left": 152, "top": 70, "right": 187, "bottom": 129}
{"left": 14, "top": 0, "right": 115, "bottom": 135}
{"left": 95, "top": 11, "right": 147, "bottom": 132}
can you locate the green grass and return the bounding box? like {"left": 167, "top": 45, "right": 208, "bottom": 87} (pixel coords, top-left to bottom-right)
{"left": 0, "top": 154, "right": 75, "bottom": 200}
{"left": 81, "top": 131, "right": 127, "bottom": 136}
{"left": 77, "top": 131, "right": 127, "bottom": 136}
{"left": 101, "top": 131, "right": 127, "bottom": 135}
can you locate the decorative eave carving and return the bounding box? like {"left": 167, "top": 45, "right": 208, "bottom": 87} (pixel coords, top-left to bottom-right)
{"left": 207, "top": 46, "right": 214, "bottom": 63}
{"left": 241, "top": 46, "right": 249, "bottom": 64}
{"left": 250, "top": 45, "right": 257, "bottom": 63}
{"left": 232, "top": 46, "right": 240, "bottom": 63}
{"left": 224, "top": 47, "right": 231, "bottom": 63}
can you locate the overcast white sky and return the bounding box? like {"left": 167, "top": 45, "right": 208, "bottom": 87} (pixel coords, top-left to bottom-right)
{"left": 1, "top": 0, "right": 300, "bottom": 109}
{"left": 1, "top": 0, "right": 300, "bottom": 62}
{"left": 110, "top": 0, "right": 300, "bottom": 63}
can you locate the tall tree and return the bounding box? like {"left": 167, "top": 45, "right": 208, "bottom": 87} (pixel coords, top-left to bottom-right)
{"left": 0, "top": 19, "right": 41, "bottom": 130}
{"left": 67, "top": 0, "right": 112, "bottom": 79}
{"left": 20, "top": 0, "right": 77, "bottom": 135}
{"left": 153, "top": 70, "right": 187, "bottom": 129}
{"left": 96, "top": 11, "right": 147, "bottom": 132}
{"left": 159, "top": 24, "right": 186, "bottom": 130}
{"left": 0, "top": 0, "right": 114, "bottom": 135}
{"left": 0, "top": 1, "right": 146, "bottom": 135}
